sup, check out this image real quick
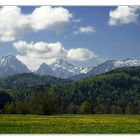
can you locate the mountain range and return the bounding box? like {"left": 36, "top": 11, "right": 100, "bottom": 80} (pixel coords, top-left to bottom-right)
{"left": 0, "top": 55, "right": 140, "bottom": 79}
{"left": 71, "top": 58, "right": 140, "bottom": 80}
{"left": 36, "top": 58, "right": 92, "bottom": 78}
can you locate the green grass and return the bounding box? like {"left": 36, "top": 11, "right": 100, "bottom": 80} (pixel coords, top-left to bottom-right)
{"left": 0, "top": 114, "right": 140, "bottom": 134}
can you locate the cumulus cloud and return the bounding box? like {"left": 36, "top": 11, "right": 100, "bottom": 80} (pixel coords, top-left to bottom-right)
{"left": 108, "top": 6, "right": 140, "bottom": 26}
{"left": 13, "top": 41, "right": 97, "bottom": 71}
{"left": 13, "top": 41, "right": 66, "bottom": 70}
{"left": 0, "top": 6, "right": 72, "bottom": 42}
{"left": 67, "top": 48, "right": 97, "bottom": 61}
{"left": 31, "top": 6, "right": 72, "bottom": 31}
{"left": 74, "top": 26, "right": 96, "bottom": 35}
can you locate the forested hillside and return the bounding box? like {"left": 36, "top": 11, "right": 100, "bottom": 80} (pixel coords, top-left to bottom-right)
{"left": 0, "top": 66, "right": 140, "bottom": 115}
{"left": 0, "top": 73, "right": 72, "bottom": 89}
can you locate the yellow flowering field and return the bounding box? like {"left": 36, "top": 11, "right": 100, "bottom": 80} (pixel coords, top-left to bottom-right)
{"left": 0, "top": 114, "right": 140, "bottom": 134}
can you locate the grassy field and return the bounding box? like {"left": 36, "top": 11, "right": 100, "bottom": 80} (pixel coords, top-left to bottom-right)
{"left": 0, "top": 114, "right": 140, "bottom": 134}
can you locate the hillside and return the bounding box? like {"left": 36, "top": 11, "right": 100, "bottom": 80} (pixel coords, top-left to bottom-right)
{"left": 0, "top": 73, "right": 72, "bottom": 89}
{"left": 0, "top": 66, "right": 140, "bottom": 115}
{"left": 50, "top": 66, "right": 140, "bottom": 114}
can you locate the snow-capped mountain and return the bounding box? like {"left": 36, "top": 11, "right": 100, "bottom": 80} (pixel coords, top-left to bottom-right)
{"left": 1, "top": 55, "right": 140, "bottom": 80}
{"left": 70, "top": 58, "right": 140, "bottom": 80}
{"left": 51, "top": 58, "right": 81, "bottom": 74}
{"left": 0, "top": 55, "right": 30, "bottom": 78}
{"left": 88, "top": 58, "right": 140, "bottom": 75}
{"left": 36, "top": 58, "right": 91, "bottom": 78}
{"left": 112, "top": 58, "right": 140, "bottom": 67}
{"left": 78, "top": 66, "right": 93, "bottom": 74}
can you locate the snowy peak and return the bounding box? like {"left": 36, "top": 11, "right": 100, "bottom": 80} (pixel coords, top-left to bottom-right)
{"left": 36, "top": 58, "right": 92, "bottom": 78}
{"left": 0, "top": 55, "right": 30, "bottom": 78}
{"left": 50, "top": 58, "right": 80, "bottom": 78}
{"left": 1, "top": 55, "right": 140, "bottom": 79}
{"left": 51, "top": 58, "right": 91, "bottom": 75}
{"left": 113, "top": 58, "right": 140, "bottom": 68}
{"left": 51, "top": 58, "right": 76, "bottom": 70}
{"left": 53, "top": 58, "right": 72, "bottom": 66}
{"left": 78, "top": 66, "right": 93, "bottom": 73}
{"left": 0, "top": 55, "right": 17, "bottom": 66}
{"left": 51, "top": 58, "right": 80, "bottom": 73}
{"left": 71, "top": 58, "right": 140, "bottom": 80}
{"left": 93, "top": 58, "right": 140, "bottom": 73}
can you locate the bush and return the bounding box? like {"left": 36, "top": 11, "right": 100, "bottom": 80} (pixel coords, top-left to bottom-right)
{"left": 80, "top": 101, "right": 92, "bottom": 114}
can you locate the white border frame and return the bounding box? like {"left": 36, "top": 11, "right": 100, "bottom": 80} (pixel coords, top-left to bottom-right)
{"left": 0, "top": 0, "right": 140, "bottom": 6}
{"left": 1, "top": 135, "right": 140, "bottom": 140}
{"left": 0, "top": 0, "right": 140, "bottom": 140}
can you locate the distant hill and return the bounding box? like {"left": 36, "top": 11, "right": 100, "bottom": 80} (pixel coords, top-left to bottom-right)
{"left": 1, "top": 73, "right": 72, "bottom": 89}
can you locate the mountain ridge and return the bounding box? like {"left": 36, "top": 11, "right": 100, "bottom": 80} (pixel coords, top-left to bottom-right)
{"left": 36, "top": 58, "right": 91, "bottom": 78}
{"left": 1, "top": 55, "right": 140, "bottom": 79}
{"left": 70, "top": 58, "right": 140, "bottom": 80}
{"left": 0, "top": 55, "right": 30, "bottom": 78}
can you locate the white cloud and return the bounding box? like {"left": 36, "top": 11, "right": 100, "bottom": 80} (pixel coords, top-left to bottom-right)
{"left": 0, "top": 6, "right": 72, "bottom": 42}
{"left": 31, "top": 6, "right": 72, "bottom": 31}
{"left": 67, "top": 48, "right": 97, "bottom": 61}
{"left": 108, "top": 6, "right": 140, "bottom": 26}
{"left": 13, "top": 41, "right": 66, "bottom": 70}
{"left": 74, "top": 26, "right": 96, "bottom": 35}
{"left": 13, "top": 41, "right": 97, "bottom": 71}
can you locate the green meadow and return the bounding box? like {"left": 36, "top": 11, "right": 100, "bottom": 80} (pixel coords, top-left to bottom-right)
{"left": 0, "top": 115, "right": 140, "bottom": 134}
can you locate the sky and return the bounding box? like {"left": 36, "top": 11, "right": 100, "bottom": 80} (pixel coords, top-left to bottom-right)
{"left": 0, "top": 6, "right": 140, "bottom": 71}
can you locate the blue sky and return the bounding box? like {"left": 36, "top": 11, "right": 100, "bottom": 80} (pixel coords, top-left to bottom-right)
{"left": 0, "top": 6, "right": 140, "bottom": 70}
